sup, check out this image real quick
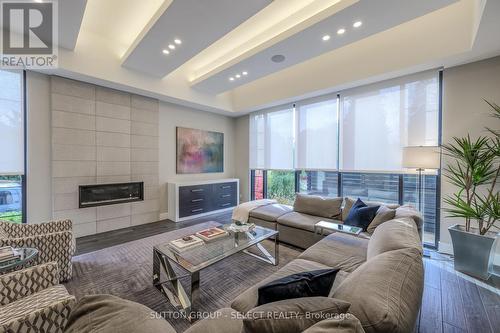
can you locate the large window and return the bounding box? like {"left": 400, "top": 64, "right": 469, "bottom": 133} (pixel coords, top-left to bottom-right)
{"left": 340, "top": 71, "right": 439, "bottom": 171}
{"left": 0, "top": 70, "right": 24, "bottom": 223}
{"left": 248, "top": 70, "right": 441, "bottom": 248}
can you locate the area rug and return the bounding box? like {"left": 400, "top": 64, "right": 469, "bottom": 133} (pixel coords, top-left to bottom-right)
{"left": 64, "top": 222, "right": 301, "bottom": 332}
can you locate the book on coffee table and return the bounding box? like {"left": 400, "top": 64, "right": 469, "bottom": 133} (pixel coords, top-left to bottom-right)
{"left": 195, "top": 227, "right": 228, "bottom": 242}
{"left": 169, "top": 235, "right": 204, "bottom": 252}
{"left": 0, "top": 246, "right": 20, "bottom": 263}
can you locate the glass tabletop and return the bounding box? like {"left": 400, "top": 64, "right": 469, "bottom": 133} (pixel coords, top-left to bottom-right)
{"left": 0, "top": 247, "right": 39, "bottom": 272}
{"left": 154, "top": 224, "right": 278, "bottom": 273}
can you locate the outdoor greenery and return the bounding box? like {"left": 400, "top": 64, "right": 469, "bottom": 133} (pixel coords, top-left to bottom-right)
{"left": 443, "top": 100, "right": 500, "bottom": 235}
{"left": 267, "top": 170, "right": 296, "bottom": 205}
{"left": 0, "top": 211, "right": 22, "bottom": 223}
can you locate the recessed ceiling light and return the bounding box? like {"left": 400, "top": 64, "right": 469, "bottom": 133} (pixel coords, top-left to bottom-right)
{"left": 271, "top": 54, "right": 286, "bottom": 63}
{"left": 235, "top": 74, "right": 241, "bottom": 78}
{"left": 242, "top": 71, "right": 248, "bottom": 76}
{"left": 337, "top": 28, "right": 346, "bottom": 35}
{"left": 168, "top": 44, "right": 175, "bottom": 50}
{"left": 162, "top": 49, "right": 170, "bottom": 55}
{"left": 229, "top": 77, "right": 234, "bottom": 81}
{"left": 353, "top": 21, "right": 362, "bottom": 28}
{"left": 322, "top": 35, "right": 331, "bottom": 41}
{"left": 174, "top": 39, "right": 182, "bottom": 45}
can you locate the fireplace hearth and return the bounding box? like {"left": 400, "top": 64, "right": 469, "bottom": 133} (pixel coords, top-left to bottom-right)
{"left": 79, "top": 182, "right": 144, "bottom": 208}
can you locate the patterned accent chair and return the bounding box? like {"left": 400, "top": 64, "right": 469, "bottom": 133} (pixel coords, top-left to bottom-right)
{"left": 0, "top": 262, "right": 76, "bottom": 333}
{"left": 0, "top": 220, "right": 75, "bottom": 282}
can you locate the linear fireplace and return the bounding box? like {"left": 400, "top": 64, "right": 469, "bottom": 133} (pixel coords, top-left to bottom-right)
{"left": 79, "top": 182, "right": 144, "bottom": 208}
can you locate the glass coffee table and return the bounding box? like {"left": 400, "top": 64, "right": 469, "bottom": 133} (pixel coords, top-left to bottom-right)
{"left": 314, "top": 221, "right": 363, "bottom": 236}
{"left": 153, "top": 223, "right": 278, "bottom": 319}
{"left": 0, "top": 247, "right": 39, "bottom": 274}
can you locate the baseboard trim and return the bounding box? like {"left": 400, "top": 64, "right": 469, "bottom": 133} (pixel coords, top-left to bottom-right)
{"left": 159, "top": 212, "right": 169, "bottom": 221}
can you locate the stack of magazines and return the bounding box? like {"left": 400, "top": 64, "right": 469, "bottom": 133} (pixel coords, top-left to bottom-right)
{"left": 169, "top": 235, "right": 204, "bottom": 253}
{"left": 0, "top": 246, "right": 20, "bottom": 264}
{"left": 195, "top": 227, "right": 228, "bottom": 242}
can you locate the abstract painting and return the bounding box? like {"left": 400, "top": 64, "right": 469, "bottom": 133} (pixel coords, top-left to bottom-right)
{"left": 176, "top": 127, "right": 224, "bottom": 174}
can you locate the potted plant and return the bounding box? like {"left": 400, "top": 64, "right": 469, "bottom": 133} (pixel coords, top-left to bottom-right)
{"left": 444, "top": 100, "right": 499, "bottom": 280}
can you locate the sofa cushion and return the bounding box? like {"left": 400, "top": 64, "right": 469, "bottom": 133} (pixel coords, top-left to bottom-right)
{"left": 244, "top": 297, "right": 350, "bottom": 333}
{"left": 249, "top": 204, "right": 293, "bottom": 222}
{"left": 294, "top": 194, "right": 343, "bottom": 219}
{"left": 231, "top": 259, "right": 332, "bottom": 313}
{"left": 302, "top": 314, "right": 365, "bottom": 333}
{"left": 258, "top": 269, "right": 339, "bottom": 305}
{"left": 185, "top": 308, "right": 243, "bottom": 333}
{"left": 298, "top": 232, "right": 368, "bottom": 273}
{"left": 395, "top": 205, "right": 423, "bottom": 230}
{"left": 367, "top": 218, "right": 422, "bottom": 260}
{"left": 344, "top": 199, "right": 380, "bottom": 231}
{"left": 64, "top": 294, "right": 175, "bottom": 333}
{"left": 366, "top": 205, "right": 396, "bottom": 234}
{"left": 333, "top": 248, "right": 424, "bottom": 333}
{"left": 277, "top": 212, "right": 337, "bottom": 232}
{"left": 342, "top": 197, "right": 399, "bottom": 221}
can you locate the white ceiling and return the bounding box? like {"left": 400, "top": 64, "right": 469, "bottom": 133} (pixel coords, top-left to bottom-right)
{"left": 122, "top": 0, "right": 272, "bottom": 77}
{"left": 192, "top": 0, "right": 457, "bottom": 94}
{"left": 48, "top": 0, "right": 500, "bottom": 115}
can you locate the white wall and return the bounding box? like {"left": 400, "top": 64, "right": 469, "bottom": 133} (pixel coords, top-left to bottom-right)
{"left": 159, "top": 102, "right": 237, "bottom": 215}
{"left": 26, "top": 71, "right": 52, "bottom": 223}
{"left": 235, "top": 115, "right": 250, "bottom": 203}
{"left": 440, "top": 56, "right": 500, "bottom": 263}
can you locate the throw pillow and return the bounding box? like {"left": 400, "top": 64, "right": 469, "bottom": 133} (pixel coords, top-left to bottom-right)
{"left": 366, "top": 205, "right": 396, "bottom": 234}
{"left": 243, "top": 297, "right": 350, "bottom": 333}
{"left": 65, "top": 294, "right": 175, "bottom": 333}
{"left": 343, "top": 199, "right": 379, "bottom": 231}
{"left": 257, "top": 269, "right": 339, "bottom": 306}
{"left": 302, "top": 313, "right": 365, "bottom": 333}
{"left": 293, "top": 194, "right": 343, "bottom": 219}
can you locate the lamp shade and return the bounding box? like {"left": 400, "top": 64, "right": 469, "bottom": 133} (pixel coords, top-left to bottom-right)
{"left": 402, "top": 146, "right": 441, "bottom": 169}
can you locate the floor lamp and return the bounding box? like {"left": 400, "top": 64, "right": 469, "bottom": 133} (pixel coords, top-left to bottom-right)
{"left": 402, "top": 146, "right": 441, "bottom": 255}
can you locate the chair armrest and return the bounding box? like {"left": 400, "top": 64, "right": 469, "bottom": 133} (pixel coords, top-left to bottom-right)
{"left": 0, "top": 293, "right": 76, "bottom": 331}
{"left": 5, "top": 219, "right": 73, "bottom": 237}
{"left": 0, "top": 262, "right": 59, "bottom": 306}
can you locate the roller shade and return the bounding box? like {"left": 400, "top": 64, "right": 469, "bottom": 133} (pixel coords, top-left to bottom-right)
{"left": 0, "top": 70, "right": 24, "bottom": 175}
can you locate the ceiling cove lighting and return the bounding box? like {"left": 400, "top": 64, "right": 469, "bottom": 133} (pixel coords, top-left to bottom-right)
{"left": 353, "top": 21, "right": 362, "bottom": 28}
{"left": 337, "top": 28, "right": 346, "bottom": 35}
{"left": 322, "top": 35, "right": 331, "bottom": 41}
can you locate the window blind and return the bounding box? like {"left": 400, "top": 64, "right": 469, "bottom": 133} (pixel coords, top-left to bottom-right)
{"left": 296, "top": 96, "right": 338, "bottom": 170}
{"left": 0, "top": 70, "right": 24, "bottom": 175}
{"left": 340, "top": 70, "right": 439, "bottom": 172}
{"left": 249, "top": 106, "right": 294, "bottom": 170}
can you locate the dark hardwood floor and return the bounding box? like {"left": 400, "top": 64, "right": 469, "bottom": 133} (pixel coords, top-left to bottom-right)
{"left": 75, "top": 213, "right": 500, "bottom": 333}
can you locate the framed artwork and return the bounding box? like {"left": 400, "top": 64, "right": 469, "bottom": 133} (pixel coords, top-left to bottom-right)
{"left": 176, "top": 127, "right": 224, "bottom": 174}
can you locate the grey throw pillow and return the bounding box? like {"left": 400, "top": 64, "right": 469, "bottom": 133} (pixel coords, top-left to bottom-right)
{"left": 366, "top": 205, "right": 396, "bottom": 234}
{"left": 65, "top": 294, "right": 176, "bottom": 333}
{"left": 293, "top": 194, "right": 342, "bottom": 219}
{"left": 243, "top": 297, "right": 351, "bottom": 333}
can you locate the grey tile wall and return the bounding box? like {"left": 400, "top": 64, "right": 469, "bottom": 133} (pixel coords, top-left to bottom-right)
{"left": 51, "top": 76, "right": 160, "bottom": 237}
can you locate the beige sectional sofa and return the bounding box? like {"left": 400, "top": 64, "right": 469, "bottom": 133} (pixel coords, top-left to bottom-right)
{"left": 66, "top": 195, "right": 424, "bottom": 333}
{"left": 183, "top": 216, "right": 424, "bottom": 333}
{"left": 248, "top": 195, "right": 423, "bottom": 249}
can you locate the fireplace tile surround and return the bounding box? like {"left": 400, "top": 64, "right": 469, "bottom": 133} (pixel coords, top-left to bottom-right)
{"left": 51, "top": 76, "right": 160, "bottom": 237}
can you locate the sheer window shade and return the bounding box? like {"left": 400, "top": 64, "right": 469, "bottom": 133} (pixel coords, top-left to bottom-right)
{"left": 0, "top": 70, "right": 24, "bottom": 174}
{"left": 340, "top": 70, "right": 438, "bottom": 172}
{"left": 296, "top": 97, "right": 338, "bottom": 170}
{"left": 249, "top": 107, "right": 294, "bottom": 170}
